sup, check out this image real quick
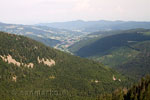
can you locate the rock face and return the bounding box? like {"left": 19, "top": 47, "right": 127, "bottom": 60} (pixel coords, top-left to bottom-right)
{"left": 113, "top": 75, "right": 116, "bottom": 81}
{"left": 0, "top": 55, "right": 34, "bottom": 68}
{"left": 49, "top": 76, "right": 55, "bottom": 79}
{"left": 12, "top": 75, "right": 17, "bottom": 82}
{"left": 37, "top": 56, "right": 55, "bottom": 67}
{"left": 95, "top": 80, "right": 99, "bottom": 83}
{"left": 24, "top": 63, "right": 34, "bottom": 68}
{"left": 0, "top": 55, "right": 55, "bottom": 68}
{"left": 0, "top": 55, "right": 21, "bottom": 66}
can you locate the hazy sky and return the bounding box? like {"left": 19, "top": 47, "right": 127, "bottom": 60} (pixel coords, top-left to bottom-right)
{"left": 0, "top": 0, "right": 150, "bottom": 24}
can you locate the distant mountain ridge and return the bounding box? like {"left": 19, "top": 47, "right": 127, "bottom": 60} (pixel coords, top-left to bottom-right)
{"left": 37, "top": 20, "right": 150, "bottom": 32}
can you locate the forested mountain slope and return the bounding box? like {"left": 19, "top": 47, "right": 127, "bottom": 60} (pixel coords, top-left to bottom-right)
{"left": 0, "top": 31, "right": 129, "bottom": 99}
{"left": 117, "top": 41, "right": 150, "bottom": 79}
{"left": 72, "top": 29, "right": 150, "bottom": 57}
{"left": 98, "top": 75, "right": 150, "bottom": 100}
{"left": 69, "top": 29, "right": 150, "bottom": 80}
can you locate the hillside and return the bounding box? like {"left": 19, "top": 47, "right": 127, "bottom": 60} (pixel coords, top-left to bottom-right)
{"left": 0, "top": 22, "right": 84, "bottom": 50}
{"left": 68, "top": 29, "right": 148, "bottom": 54}
{"left": 0, "top": 31, "right": 129, "bottom": 99}
{"left": 68, "top": 29, "right": 150, "bottom": 80}
{"left": 71, "top": 29, "right": 150, "bottom": 57}
{"left": 117, "top": 41, "right": 150, "bottom": 79}
{"left": 0, "top": 22, "right": 62, "bottom": 47}
{"left": 98, "top": 75, "right": 150, "bottom": 100}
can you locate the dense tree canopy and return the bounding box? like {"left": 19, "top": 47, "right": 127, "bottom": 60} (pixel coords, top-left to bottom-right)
{"left": 0, "top": 31, "right": 129, "bottom": 99}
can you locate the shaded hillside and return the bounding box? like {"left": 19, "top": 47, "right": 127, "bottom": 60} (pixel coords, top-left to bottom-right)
{"left": 117, "top": 41, "right": 150, "bottom": 79}
{"left": 69, "top": 29, "right": 150, "bottom": 80}
{"left": 68, "top": 29, "right": 150, "bottom": 54}
{"left": 26, "top": 34, "right": 60, "bottom": 47}
{"left": 0, "top": 31, "right": 129, "bottom": 99}
{"left": 96, "top": 41, "right": 150, "bottom": 80}
{"left": 73, "top": 29, "right": 150, "bottom": 57}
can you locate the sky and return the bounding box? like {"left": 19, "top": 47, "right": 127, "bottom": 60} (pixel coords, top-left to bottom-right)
{"left": 0, "top": 0, "right": 150, "bottom": 24}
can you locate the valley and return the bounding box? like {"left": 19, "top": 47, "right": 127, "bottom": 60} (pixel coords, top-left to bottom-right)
{"left": 1, "top": 20, "right": 150, "bottom": 53}
{"left": 0, "top": 22, "right": 89, "bottom": 52}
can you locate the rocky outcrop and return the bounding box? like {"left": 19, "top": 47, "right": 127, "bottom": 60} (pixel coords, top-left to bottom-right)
{"left": 37, "top": 56, "right": 55, "bottom": 67}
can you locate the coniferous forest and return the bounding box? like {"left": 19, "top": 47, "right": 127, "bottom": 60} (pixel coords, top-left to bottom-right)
{"left": 0, "top": 31, "right": 130, "bottom": 100}
{"left": 0, "top": 30, "right": 150, "bottom": 100}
